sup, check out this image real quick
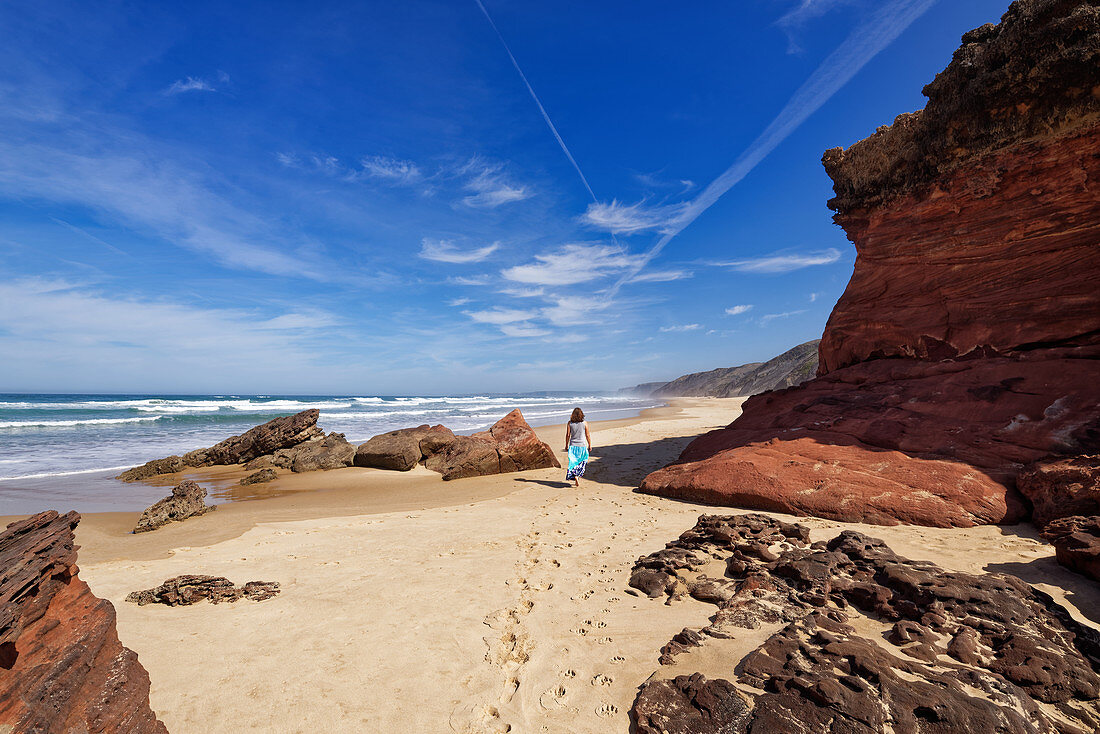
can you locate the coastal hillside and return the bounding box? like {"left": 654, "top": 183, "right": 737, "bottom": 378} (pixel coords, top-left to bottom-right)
{"left": 648, "top": 339, "right": 819, "bottom": 398}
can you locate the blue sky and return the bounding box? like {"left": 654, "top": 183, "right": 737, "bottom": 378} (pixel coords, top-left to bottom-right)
{"left": 0, "top": 0, "right": 1011, "bottom": 394}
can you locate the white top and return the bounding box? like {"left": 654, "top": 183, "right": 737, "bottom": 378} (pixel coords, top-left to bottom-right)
{"left": 568, "top": 421, "right": 588, "bottom": 446}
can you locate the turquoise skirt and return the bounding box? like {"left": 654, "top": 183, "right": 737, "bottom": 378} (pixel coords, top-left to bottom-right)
{"left": 566, "top": 445, "right": 589, "bottom": 480}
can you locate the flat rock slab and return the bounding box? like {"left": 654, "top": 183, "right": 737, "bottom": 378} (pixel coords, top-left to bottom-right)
{"left": 126, "top": 575, "right": 280, "bottom": 606}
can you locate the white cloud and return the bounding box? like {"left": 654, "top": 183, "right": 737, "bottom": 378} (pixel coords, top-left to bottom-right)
{"left": 360, "top": 155, "right": 422, "bottom": 185}
{"left": 725, "top": 304, "right": 753, "bottom": 315}
{"left": 760, "top": 310, "right": 807, "bottom": 324}
{"left": 716, "top": 249, "right": 841, "bottom": 273}
{"left": 448, "top": 275, "right": 492, "bottom": 286}
{"left": 457, "top": 160, "right": 530, "bottom": 208}
{"left": 628, "top": 269, "right": 692, "bottom": 283}
{"left": 778, "top": 0, "right": 856, "bottom": 52}
{"left": 809, "top": 292, "right": 821, "bottom": 302}
{"left": 659, "top": 324, "right": 703, "bottom": 333}
{"left": 447, "top": 297, "right": 472, "bottom": 307}
{"left": 502, "top": 244, "right": 641, "bottom": 286}
{"left": 463, "top": 308, "right": 537, "bottom": 325}
{"left": 499, "top": 286, "right": 545, "bottom": 298}
{"left": 419, "top": 238, "right": 499, "bottom": 264}
{"left": 164, "top": 76, "right": 217, "bottom": 95}
{"left": 541, "top": 295, "right": 611, "bottom": 327}
{"left": 581, "top": 199, "right": 686, "bottom": 234}
{"left": 500, "top": 324, "right": 550, "bottom": 338}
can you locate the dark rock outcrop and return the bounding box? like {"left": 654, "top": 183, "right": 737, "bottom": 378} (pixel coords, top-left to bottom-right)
{"left": 271, "top": 431, "right": 354, "bottom": 472}
{"left": 240, "top": 468, "right": 278, "bottom": 485}
{"left": 629, "top": 513, "right": 1100, "bottom": 733}
{"left": 118, "top": 409, "right": 324, "bottom": 480}
{"left": 649, "top": 340, "right": 820, "bottom": 399}
{"left": 355, "top": 411, "right": 559, "bottom": 480}
{"left": 641, "top": 0, "right": 1100, "bottom": 527}
{"left": 354, "top": 425, "right": 452, "bottom": 471}
{"left": 0, "top": 511, "right": 167, "bottom": 732}
{"left": 1019, "top": 455, "right": 1100, "bottom": 527}
{"left": 126, "top": 575, "right": 280, "bottom": 606}
{"left": 1042, "top": 515, "right": 1100, "bottom": 582}
{"left": 133, "top": 479, "right": 216, "bottom": 533}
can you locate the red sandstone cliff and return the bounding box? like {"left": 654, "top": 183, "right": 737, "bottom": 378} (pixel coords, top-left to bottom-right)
{"left": 0, "top": 511, "right": 167, "bottom": 733}
{"left": 641, "top": 0, "right": 1100, "bottom": 527}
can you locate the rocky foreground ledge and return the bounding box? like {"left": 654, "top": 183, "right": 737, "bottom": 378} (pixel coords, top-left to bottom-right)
{"left": 629, "top": 514, "right": 1100, "bottom": 733}
{"left": 0, "top": 511, "right": 166, "bottom": 732}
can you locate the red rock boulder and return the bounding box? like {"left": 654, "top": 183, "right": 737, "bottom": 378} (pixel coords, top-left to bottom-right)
{"left": 1041, "top": 515, "right": 1100, "bottom": 583}
{"left": 0, "top": 511, "right": 167, "bottom": 732}
{"left": 1017, "top": 455, "right": 1100, "bottom": 528}
{"left": 473, "top": 409, "right": 561, "bottom": 473}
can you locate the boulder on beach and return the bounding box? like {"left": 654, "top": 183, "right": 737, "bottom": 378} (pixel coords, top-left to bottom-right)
{"left": 1018, "top": 455, "right": 1100, "bottom": 528}
{"left": 133, "top": 480, "right": 216, "bottom": 533}
{"left": 271, "top": 431, "right": 355, "bottom": 472}
{"left": 0, "top": 511, "right": 167, "bottom": 732}
{"left": 355, "top": 410, "right": 559, "bottom": 480}
{"left": 118, "top": 409, "right": 324, "bottom": 481}
{"left": 1041, "top": 515, "right": 1100, "bottom": 583}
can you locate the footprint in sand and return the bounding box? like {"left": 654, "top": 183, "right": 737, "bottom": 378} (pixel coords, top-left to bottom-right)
{"left": 595, "top": 703, "right": 618, "bottom": 717}
{"left": 610, "top": 656, "right": 625, "bottom": 664}
{"left": 539, "top": 684, "right": 569, "bottom": 710}
{"left": 561, "top": 669, "right": 577, "bottom": 678}
{"left": 597, "top": 637, "right": 613, "bottom": 645}
{"left": 591, "top": 674, "right": 613, "bottom": 686}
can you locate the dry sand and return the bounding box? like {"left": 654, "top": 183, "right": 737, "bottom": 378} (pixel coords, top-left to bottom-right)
{"left": 65, "top": 398, "right": 1100, "bottom": 733}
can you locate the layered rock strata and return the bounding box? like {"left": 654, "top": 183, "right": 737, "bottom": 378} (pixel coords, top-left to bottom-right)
{"left": 629, "top": 514, "right": 1100, "bottom": 733}
{"left": 119, "top": 409, "right": 352, "bottom": 480}
{"left": 126, "top": 575, "right": 280, "bottom": 606}
{"left": 641, "top": 0, "right": 1100, "bottom": 527}
{"left": 1018, "top": 455, "right": 1100, "bottom": 528}
{"left": 133, "top": 479, "right": 216, "bottom": 533}
{"left": 0, "top": 511, "right": 167, "bottom": 732}
{"left": 354, "top": 410, "right": 560, "bottom": 480}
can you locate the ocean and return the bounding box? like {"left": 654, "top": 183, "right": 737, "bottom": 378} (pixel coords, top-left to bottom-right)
{"left": 0, "top": 393, "right": 660, "bottom": 515}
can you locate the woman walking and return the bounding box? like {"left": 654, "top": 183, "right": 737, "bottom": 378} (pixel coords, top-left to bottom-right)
{"left": 564, "top": 407, "right": 592, "bottom": 487}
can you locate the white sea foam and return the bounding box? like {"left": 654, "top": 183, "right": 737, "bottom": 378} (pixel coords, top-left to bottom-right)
{"left": 0, "top": 416, "right": 164, "bottom": 429}
{"left": 0, "top": 465, "right": 134, "bottom": 482}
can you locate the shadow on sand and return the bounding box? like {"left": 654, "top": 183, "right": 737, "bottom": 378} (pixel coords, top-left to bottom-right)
{"left": 583, "top": 435, "right": 698, "bottom": 489}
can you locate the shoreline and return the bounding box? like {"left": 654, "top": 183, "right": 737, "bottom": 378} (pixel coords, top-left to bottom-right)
{"left": 18, "top": 396, "right": 1100, "bottom": 732}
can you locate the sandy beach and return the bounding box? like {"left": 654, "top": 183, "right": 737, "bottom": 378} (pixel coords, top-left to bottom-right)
{"left": 19, "top": 398, "right": 1087, "bottom": 733}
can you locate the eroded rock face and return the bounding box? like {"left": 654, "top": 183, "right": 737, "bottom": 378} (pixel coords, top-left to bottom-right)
{"left": 354, "top": 425, "right": 438, "bottom": 471}
{"left": 240, "top": 468, "right": 278, "bottom": 485}
{"left": 133, "top": 479, "right": 216, "bottom": 533}
{"left": 1019, "top": 455, "right": 1100, "bottom": 527}
{"left": 640, "top": 0, "right": 1100, "bottom": 527}
{"left": 1042, "top": 515, "right": 1100, "bottom": 582}
{"left": 126, "top": 575, "right": 280, "bottom": 606}
{"left": 0, "top": 511, "right": 167, "bottom": 732}
{"left": 118, "top": 409, "right": 324, "bottom": 480}
{"left": 629, "top": 514, "right": 1100, "bottom": 733}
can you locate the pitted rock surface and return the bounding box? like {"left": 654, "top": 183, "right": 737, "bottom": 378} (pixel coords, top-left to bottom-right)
{"left": 126, "top": 575, "right": 280, "bottom": 606}
{"left": 629, "top": 514, "right": 1100, "bottom": 733}
{"left": 240, "top": 467, "right": 278, "bottom": 485}
{"left": 271, "top": 430, "right": 354, "bottom": 472}
{"left": 0, "top": 511, "right": 167, "bottom": 732}
{"left": 133, "top": 479, "right": 216, "bottom": 533}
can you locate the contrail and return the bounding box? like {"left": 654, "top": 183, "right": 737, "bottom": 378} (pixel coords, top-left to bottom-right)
{"left": 609, "top": 0, "right": 937, "bottom": 295}
{"left": 474, "top": 0, "right": 598, "bottom": 203}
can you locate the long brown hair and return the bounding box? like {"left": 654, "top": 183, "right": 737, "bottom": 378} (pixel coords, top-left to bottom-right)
{"left": 570, "top": 407, "right": 584, "bottom": 423}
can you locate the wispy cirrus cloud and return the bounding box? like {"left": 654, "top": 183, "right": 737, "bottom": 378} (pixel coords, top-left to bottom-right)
{"left": 164, "top": 71, "right": 229, "bottom": 96}
{"left": 500, "top": 324, "right": 550, "bottom": 338}
{"left": 628, "top": 269, "right": 692, "bottom": 284}
{"left": 760, "top": 309, "right": 807, "bottom": 324}
{"left": 463, "top": 307, "right": 537, "bottom": 325}
{"left": 725, "top": 304, "right": 754, "bottom": 315}
{"left": 580, "top": 199, "right": 686, "bottom": 235}
{"left": 778, "top": 0, "right": 857, "bottom": 53}
{"left": 659, "top": 323, "right": 703, "bottom": 333}
{"left": 541, "top": 295, "right": 612, "bottom": 327}
{"left": 502, "top": 244, "right": 641, "bottom": 286}
{"left": 419, "top": 238, "right": 500, "bottom": 264}
{"left": 459, "top": 162, "right": 530, "bottom": 208}
{"left": 360, "top": 155, "right": 422, "bottom": 185}
{"left": 610, "top": 0, "right": 936, "bottom": 293}
{"left": 715, "top": 248, "right": 841, "bottom": 273}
